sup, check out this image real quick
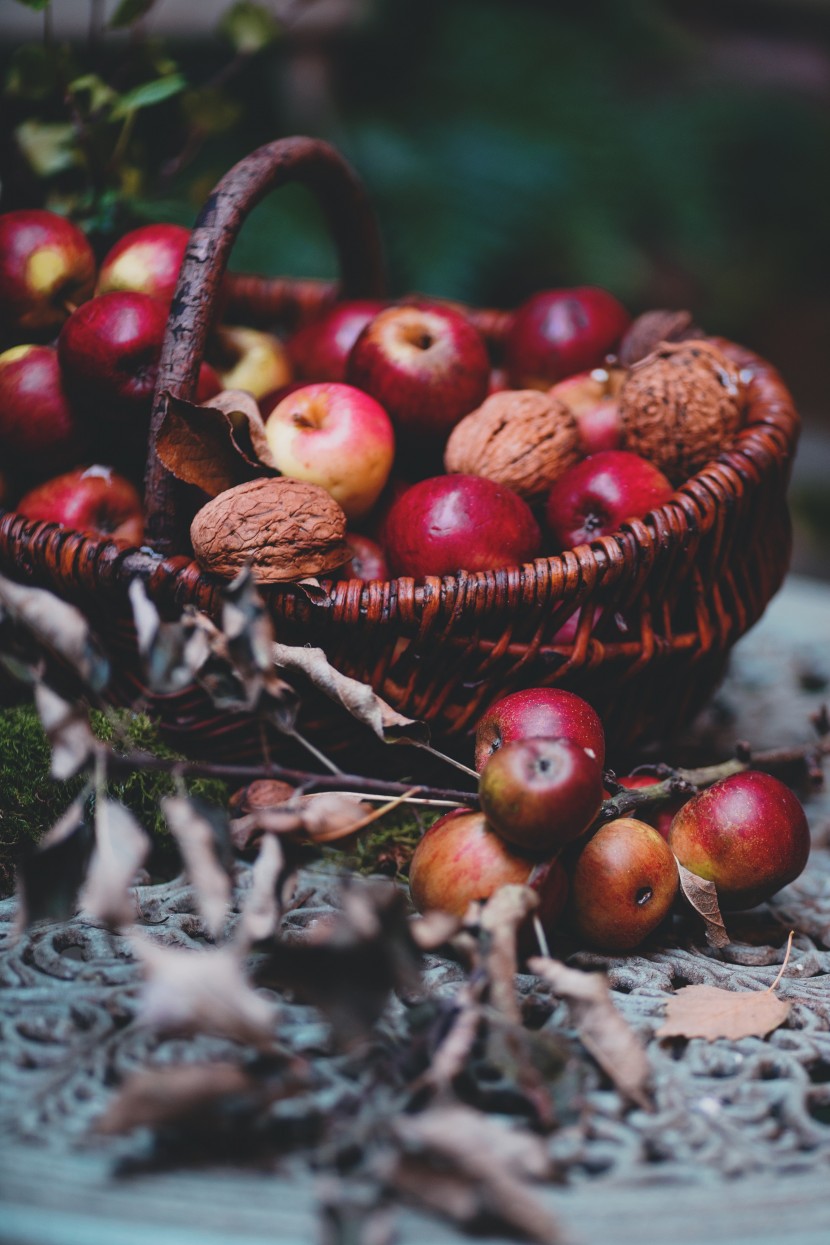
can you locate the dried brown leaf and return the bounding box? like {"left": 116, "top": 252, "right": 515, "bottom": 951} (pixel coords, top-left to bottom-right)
{"left": 161, "top": 795, "right": 233, "bottom": 940}
{"left": 478, "top": 884, "right": 539, "bottom": 1024}
{"left": 409, "top": 909, "right": 462, "bottom": 951}
{"left": 676, "top": 860, "right": 730, "bottom": 948}
{"left": 96, "top": 1062, "right": 255, "bottom": 1135}
{"left": 271, "top": 641, "right": 429, "bottom": 745}
{"left": 388, "top": 1106, "right": 561, "bottom": 1245}
{"left": 0, "top": 573, "right": 109, "bottom": 692}
{"left": 79, "top": 799, "right": 149, "bottom": 928}
{"left": 529, "top": 957, "right": 651, "bottom": 1109}
{"left": 131, "top": 935, "right": 277, "bottom": 1048}
{"left": 156, "top": 389, "right": 272, "bottom": 497}
{"left": 34, "top": 683, "right": 95, "bottom": 780}
{"left": 657, "top": 983, "right": 791, "bottom": 1041}
{"left": 235, "top": 834, "right": 285, "bottom": 951}
{"left": 228, "top": 792, "right": 373, "bottom": 851}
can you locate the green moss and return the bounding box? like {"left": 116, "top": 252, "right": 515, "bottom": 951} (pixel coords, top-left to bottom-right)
{"left": 0, "top": 703, "right": 228, "bottom": 895}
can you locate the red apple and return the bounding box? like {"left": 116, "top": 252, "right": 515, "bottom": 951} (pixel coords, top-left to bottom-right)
{"left": 0, "top": 210, "right": 96, "bottom": 336}
{"left": 475, "top": 688, "right": 605, "bottom": 773}
{"left": 567, "top": 817, "right": 679, "bottom": 951}
{"left": 667, "top": 771, "right": 810, "bottom": 910}
{"left": 340, "top": 532, "right": 390, "bottom": 582}
{"left": 347, "top": 303, "right": 491, "bottom": 445}
{"left": 612, "top": 775, "right": 685, "bottom": 839}
{"left": 58, "top": 291, "right": 168, "bottom": 414}
{"left": 17, "top": 464, "right": 144, "bottom": 545}
{"left": 210, "top": 326, "right": 292, "bottom": 400}
{"left": 550, "top": 367, "right": 625, "bottom": 454}
{"left": 263, "top": 382, "right": 395, "bottom": 522}
{"left": 287, "top": 299, "right": 385, "bottom": 382}
{"left": 479, "top": 737, "right": 603, "bottom": 855}
{"left": 96, "top": 223, "right": 190, "bottom": 305}
{"left": 545, "top": 450, "right": 674, "bottom": 549}
{"left": 408, "top": 809, "right": 569, "bottom": 934}
{"left": 382, "top": 474, "right": 541, "bottom": 579}
{"left": 0, "top": 344, "right": 85, "bottom": 477}
{"left": 504, "top": 288, "right": 631, "bottom": 388}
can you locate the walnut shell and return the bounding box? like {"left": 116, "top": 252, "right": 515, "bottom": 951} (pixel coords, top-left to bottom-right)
{"left": 443, "top": 390, "right": 581, "bottom": 500}
{"left": 190, "top": 477, "right": 351, "bottom": 582}
{"left": 619, "top": 340, "right": 744, "bottom": 483}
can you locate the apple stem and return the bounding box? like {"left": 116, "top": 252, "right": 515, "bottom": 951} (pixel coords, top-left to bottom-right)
{"left": 766, "top": 930, "right": 795, "bottom": 994}
{"left": 411, "top": 741, "right": 480, "bottom": 780}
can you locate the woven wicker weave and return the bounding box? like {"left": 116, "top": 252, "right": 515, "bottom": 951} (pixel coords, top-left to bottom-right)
{"left": 0, "top": 138, "right": 800, "bottom": 764}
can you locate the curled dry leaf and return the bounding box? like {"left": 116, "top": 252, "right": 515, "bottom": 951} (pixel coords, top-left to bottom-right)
{"left": 161, "top": 795, "right": 234, "bottom": 941}
{"left": 34, "top": 683, "right": 95, "bottom": 780}
{"left": 128, "top": 580, "right": 214, "bottom": 695}
{"left": 272, "top": 641, "right": 429, "bottom": 745}
{"left": 95, "top": 1062, "right": 257, "bottom": 1135}
{"left": 234, "top": 834, "right": 285, "bottom": 951}
{"left": 229, "top": 791, "right": 373, "bottom": 851}
{"left": 131, "top": 934, "right": 277, "bottom": 1049}
{"left": 529, "top": 956, "right": 651, "bottom": 1110}
{"left": 477, "top": 884, "right": 539, "bottom": 1024}
{"left": 190, "top": 477, "right": 351, "bottom": 583}
{"left": 0, "top": 573, "right": 110, "bottom": 692}
{"left": 676, "top": 860, "right": 730, "bottom": 949}
{"left": 79, "top": 799, "right": 149, "bottom": 929}
{"left": 386, "top": 1105, "right": 561, "bottom": 1245}
{"left": 157, "top": 389, "right": 276, "bottom": 497}
{"left": 657, "top": 983, "right": 790, "bottom": 1042}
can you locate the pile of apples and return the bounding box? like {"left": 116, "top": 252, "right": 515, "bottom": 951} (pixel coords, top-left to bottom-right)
{"left": 410, "top": 687, "right": 811, "bottom": 952}
{"left": 0, "top": 207, "right": 677, "bottom": 588}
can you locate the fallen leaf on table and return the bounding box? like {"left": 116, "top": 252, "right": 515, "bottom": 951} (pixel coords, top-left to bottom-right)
{"left": 657, "top": 938, "right": 794, "bottom": 1041}
{"left": 228, "top": 791, "right": 373, "bottom": 851}
{"left": 161, "top": 795, "right": 234, "bottom": 941}
{"left": 529, "top": 956, "right": 651, "bottom": 1110}
{"left": 234, "top": 834, "right": 286, "bottom": 951}
{"left": 478, "top": 884, "right": 539, "bottom": 1024}
{"left": 95, "top": 1062, "right": 257, "bottom": 1134}
{"left": 676, "top": 860, "right": 730, "bottom": 948}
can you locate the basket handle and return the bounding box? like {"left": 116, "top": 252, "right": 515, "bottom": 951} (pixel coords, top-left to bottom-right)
{"left": 144, "top": 136, "right": 386, "bottom": 554}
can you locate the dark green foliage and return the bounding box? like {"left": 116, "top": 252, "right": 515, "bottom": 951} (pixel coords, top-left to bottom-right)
{"left": 0, "top": 704, "right": 228, "bottom": 896}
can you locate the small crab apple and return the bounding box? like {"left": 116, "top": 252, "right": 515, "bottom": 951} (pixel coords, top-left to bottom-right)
{"left": 504, "top": 287, "right": 631, "bottom": 389}
{"left": 97, "top": 223, "right": 190, "bottom": 304}
{"left": 382, "top": 474, "right": 541, "bottom": 579}
{"left": 0, "top": 210, "right": 96, "bottom": 336}
{"left": 479, "top": 737, "right": 604, "bottom": 855}
{"left": 545, "top": 449, "right": 674, "bottom": 549}
{"left": 408, "top": 809, "right": 569, "bottom": 932}
{"left": 474, "top": 687, "right": 606, "bottom": 772}
{"left": 0, "top": 344, "right": 85, "bottom": 478}
{"left": 347, "top": 303, "right": 491, "bottom": 446}
{"left": 340, "top": 532, "right": 390, "bottom": 582}
{"left": 263, "top": 382, "right": 395, "bottom": 522}
{"left": 668, "top": 771, "right": 810, "bottom": 910}
{"left": 550, "top": 367, "right": 625, "bottom": 454}
{"left": 288, "top": 299, "right": 385, "bottom": 382}
{"left": 17, "top": 464, "right": 144, "bottom": 545}
{"left": 567, "top": 817, "right": 679, "bottom": 951}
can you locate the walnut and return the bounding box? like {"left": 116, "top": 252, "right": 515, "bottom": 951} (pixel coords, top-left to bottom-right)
{"left": 190, "top": 477, "right": 351, "bottom": 582}
{"left": 443, "top": 390, "right": 581, "bottom": 500}
{"left": 619, "top": 340, "right": 744, "bottom": 483}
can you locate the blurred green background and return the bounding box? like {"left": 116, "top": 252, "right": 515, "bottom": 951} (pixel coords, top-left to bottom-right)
{"left": 2, "top": 0, "right": 829, "bottom": 573}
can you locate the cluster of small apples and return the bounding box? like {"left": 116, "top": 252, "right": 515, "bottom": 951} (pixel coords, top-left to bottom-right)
{"left": 0, "top": 211, "right": 294, "bottom": 543}
{"left": 409, "top": 687, "right": 811, "bottom": 952}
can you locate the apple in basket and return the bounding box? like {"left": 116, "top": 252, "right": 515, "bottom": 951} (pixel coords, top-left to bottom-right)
{"left": 58, "top": 291, "right": 168, "bottom": 415}
{"left": 504, "top": 286, "right": 631, "bottom": 388}
{"left": 210, "top": 325, "right": 292, "bottom": 400}
{"left": 263, "top": 382, "right": 396, "bottom": 522}
{"left": 288, "top": 299, "right": 385, "bottom": 382}
{"left": 0, "top": 344, "right": 86, "bottom": 480}
{"left": 381, "top": 474, "right": 541, "bottom": 579}
{"left": 0, "top": 209, "right": 96, "bottom": 336}
{"left": 545, "top": 450, "right": 674, "bottom": 549}
{"left": 17, "top": 464, "right": 144, "bottom": 546}
{"left": 97, "top": 223, "right": 190, "bottom": 305}
{"left": 347, "top": 302, "right": 491, "bottom": 447}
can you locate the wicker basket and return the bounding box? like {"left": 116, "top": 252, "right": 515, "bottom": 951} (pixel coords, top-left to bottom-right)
{"left": 0, "top": 138, "right": 800, "bottom": 766}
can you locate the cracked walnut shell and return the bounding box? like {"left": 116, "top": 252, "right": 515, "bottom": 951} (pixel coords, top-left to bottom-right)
{"left": 443, "top": 389, "right": 581, "bottom": 500}
{"left": 190, "top": 476, "right": 351, "bottom": 582}
{"left": 619, "top": 340, "right": 744, "bottom": 483}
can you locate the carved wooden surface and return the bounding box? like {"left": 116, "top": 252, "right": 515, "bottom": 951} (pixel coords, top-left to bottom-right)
{"left": 2, "top": 575, "right": 830, "bottom": 1245}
